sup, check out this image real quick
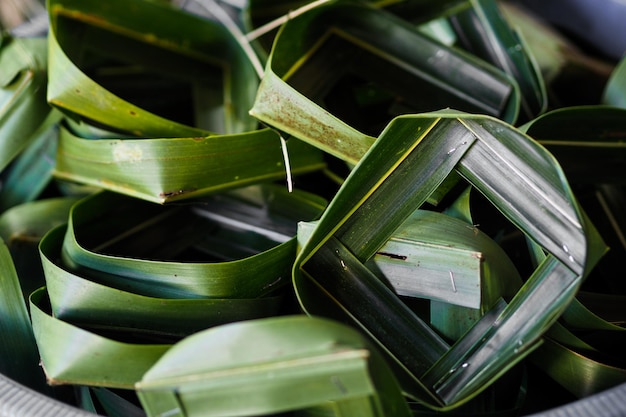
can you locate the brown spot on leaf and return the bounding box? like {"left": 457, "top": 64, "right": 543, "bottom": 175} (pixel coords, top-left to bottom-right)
{"left": 159, "top": 188, "right": 196, "bottom": 198}
{"left": 377, "top": 251, "right": 408, "bottom": 261}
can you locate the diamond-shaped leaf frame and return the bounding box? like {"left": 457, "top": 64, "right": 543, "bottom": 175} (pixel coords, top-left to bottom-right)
{"left": 293, "top": 111, "right": 606, "bottom": 410}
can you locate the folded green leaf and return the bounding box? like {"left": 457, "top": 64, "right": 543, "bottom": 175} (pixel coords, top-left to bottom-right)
{"left": 249, "top": 1, "right": 519, "bottom": 164}
{"left": 0, "top": 238, "right": 48, "bottom": 392}
{"left": 299, "top": 208, "right": 522, "bottom": 311}
{"left": 243, "top": 0, "right": 468, "bottom": 53}
{"left": 520, "top": 106, "right": 626, "bottom": 184}
{"left": 61, "top": 185, "right": 326, "bottom": 298}
{"left": 448, "top": 0, "right": 547, "bottom": 122}
{"left": 41, "top": 225, "right": 283, "bottom": 338}
{"left": 572, "top": 292, "right": 626, "bottom": 330}
{"left": 0, "top": 196, "right": 78, "bottom": 247}
{"left": 530, "top": 337, "right": 626, "bottom": 398}
{"left": 520, "top": 232, "right": 626, "bottom": 397}
{"left": 370, "top": 209, "right": 521, "bottom": 310}
{"left": 0, "top": 197, "right": 77, "bottom": 396}
{"left": 30, "top": 287, "right": 170, "bottom": 388}
{"left": 137, "top": 315, "right": 411, "bottom": 417}
{"left": 53, "top": 122, "right": 325, "bottom": 203}
{"left": 0, "top": 196, "right": 79, "bottom": 303}
{"left": 294, "top": 110, "right": 606, "bottom": 409}
{"left": 48, "top": 0, "right": 258, "bottom": 136}
{"left": 0, "top": 110, "right": 61, "bottom": 212}
{"left": 0, "top": 34, "right": 50, "bottom": 173}
{"left": 47, "top": 0, "right": 327, "bottom": 202}
{"left": 498, "top": 2, "right": 615, "bottom": 107}
{"left": 562, "top": 295, "right": 626, "bottom": 333}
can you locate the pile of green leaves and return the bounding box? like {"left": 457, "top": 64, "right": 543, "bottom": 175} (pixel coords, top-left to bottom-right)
{"left": 1, "top": 0, "right": 626, "bottom": 416}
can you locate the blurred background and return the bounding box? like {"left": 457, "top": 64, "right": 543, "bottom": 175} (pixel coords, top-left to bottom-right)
{"left": 2, "top": 0, "right": 625, "bottom": 62}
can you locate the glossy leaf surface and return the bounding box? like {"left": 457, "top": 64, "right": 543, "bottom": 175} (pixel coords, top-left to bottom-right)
{"left": 137, "top": 316, "right": 411, "bottom": 417}
{"left": 250, "top": 1, "right": 519, "bottom": 165}
{"left": 293, "top": 110, "right": 606, "bottom": 409}
{"left": 42, "top": 225, "right": 283, "bottom": 338}
{"left": 48, "top": 0, "right": 257, "bottom": 136}
{"left": 521, "top": 106, "right": 626, "bottom": 184}
{"left": 54, "top": 123, "right": 325, "bottom": 203}
{"left": 60, "top": 185, "right": 326, "bottom": 299}
{"left": 0, "top": 35, "right": 50, "bottom": 172}
{"left": 449, "top": 0, "right": 546, "bottom": 122}
{"left": 30, "top": 287, "right": 170, "bottom": 389}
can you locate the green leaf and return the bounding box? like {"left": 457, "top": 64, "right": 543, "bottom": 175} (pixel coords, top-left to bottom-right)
{"left": 293, "top": 110, "right": 605, "bottom": 409}
{"left": 0, "top": 197, "right": 78, "bottom": 395}
{"left": 602, "top": 55, "right": 626, "bottom": 108}
{"left": 520, "top": 106, "right": 626, "bottom": 184}
{"left": 0, "top": 238, "right": 48, "bottom": 391}
{"left": 41, "top": 225, "right": 283, "bottom": 338}
{"left": 30, "top": 287, "right": 170, "bottom": 388}
{"left": 0, "top": 110, "right": 61, "bottom": 212}
{"left": 572, "top": 291, "right": 626, "bottom": 330}
{"left": 78, "top": 386, "right": 146, "bottom": 417}
{"left": 448, "top": 0, "right": 547, "bottom": 121}
{"left": 47, "top": 0, "right": 258, "bottom": 136}
{"left": 561, "top": 294, "right": 626, "bottom": 333}
{"left": 516, "top": 229, "right": 626, "bottom": 397}
{"left": 0, "top": 196, "right": 79, "bottom": 303}
{"left": 47, "top": 0, "right": 329, "bottom": 203}
{"left": 77, "top": 385, "right": 98, "bottom": 414}
{"left": 370, "top": 209, "right": 521, "bottom": 309}
{"left": 300, "top": 208, "right": 522, "bottom": 311}
{"left": 243, "top": 0, "right": 469, "bottom": 53}
{"left": 0, "top": 35, "right": 51, "bottom": 173}
{"left": 249, "top": 1, "right": 520, "bottom": 164}
{"left": 136, "top": 315, "right": 411, "bottom": 417}
{"left": 53, "top": 122, "right": 325, "bottom": 203}
{"left": 60, "top": 185, "right": 326, "bottom": 299}
{"left": 498, "top": 2, "right": 615, "bottom": 107}
{"left": 530, "top": 337, "right": 626, "bottom": 398}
